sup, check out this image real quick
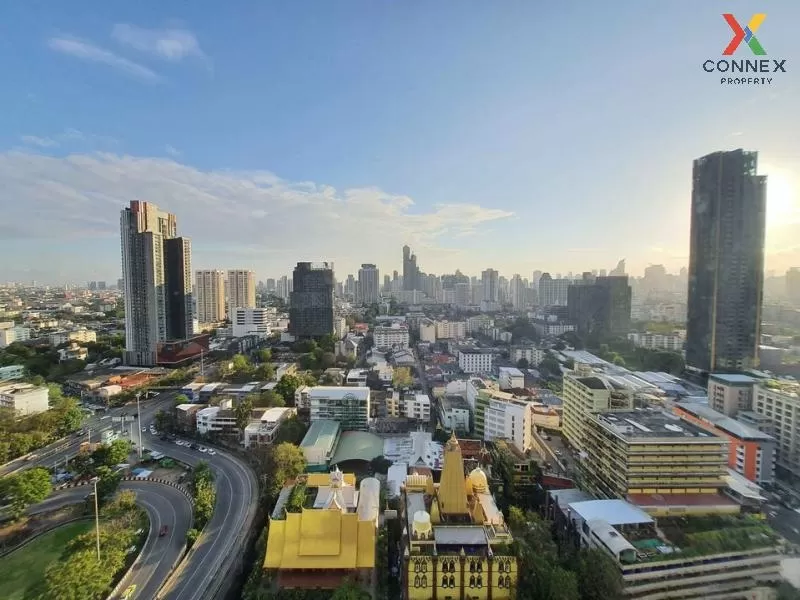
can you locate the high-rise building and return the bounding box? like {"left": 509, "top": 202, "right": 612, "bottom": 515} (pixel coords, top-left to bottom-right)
{"left": 120, "top": 200, "right": 186, "bottom": 366}
{"left": 537, "top": 273, "right": 571, "bottom": 306}
{"left": 357, "top": 263, "right": 380, "bottom": 305}
{"left": 686, "top": 150, "right": 767, "bottom": 372}
{"left": 164, "top": 237, "right": 193, "bottom": 340}
{"left": 289, "top": 262, "right": 335, "bottom": 337}
{"left": 568, "top": 276, "right": 632, "bottom": 338}
{"left": 787, "top": 268, "right": 800, "bottom": 306}
{"left": 509, "top": 274, "right": 526, "bottom": 310}
{"left": 481, "top": 268, "right": 499, "bottom": 302}
{"left": 227, "top": 269, "right": 256, "bottom": 313}
{"left": 196, "top": 270, "right": 226, "bottom": 324}
{"left": 402, "top": 245, "right": 420, "bottom": 291}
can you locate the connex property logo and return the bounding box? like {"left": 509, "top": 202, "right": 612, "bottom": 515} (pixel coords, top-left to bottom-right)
{"left": 702, "top": 13, "right": 787, "bottom": 85}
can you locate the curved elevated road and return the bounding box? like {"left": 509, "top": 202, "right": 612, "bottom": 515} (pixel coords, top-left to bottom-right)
{"left": 27, "top": 481, "right": 193, "bottom": 600}
{"left": 142, "top": 436, "right": 258, "bottom": 600}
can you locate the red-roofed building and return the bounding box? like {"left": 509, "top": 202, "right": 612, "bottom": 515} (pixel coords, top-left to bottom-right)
{"left": 157, "top": 334, "right": 210, "bottom": 367}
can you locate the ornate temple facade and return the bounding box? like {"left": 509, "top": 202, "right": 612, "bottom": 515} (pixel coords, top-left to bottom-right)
{"left": 264, "top": 469, "right": 379, "bottom": 590}
{"left": 402, "top": 434, "right": 517, "bottom": 600}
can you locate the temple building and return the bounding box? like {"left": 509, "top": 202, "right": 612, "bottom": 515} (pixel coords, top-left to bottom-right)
{"left": 401, "top": 433, "right": 517, "bottom": 600}
{"left": 264, "top": 469, "right": 379, "bottom": 590}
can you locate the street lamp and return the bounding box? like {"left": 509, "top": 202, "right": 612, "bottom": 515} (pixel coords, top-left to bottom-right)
{"left": 136, "top": 392, "right": 143, "bottom": 460}
{"left": 90, "top": 476, "right": 101, "bottom": 560}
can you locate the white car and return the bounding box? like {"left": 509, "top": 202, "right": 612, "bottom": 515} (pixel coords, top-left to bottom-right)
{"left": 207, "top": 449, "right": 216, "bottom": 456}
{"left": 176, "top": 440, "right": 186, "bottom": 446}
{"left": 199, "top": 447, "right": 208, "bottom": 453}
{"left": 142, "top": 427, "right": 147, "bottom": 432}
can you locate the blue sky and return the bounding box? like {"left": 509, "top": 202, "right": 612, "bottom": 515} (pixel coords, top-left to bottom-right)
{"left": 0, "top": 0, "right": 798, "bottom": 284}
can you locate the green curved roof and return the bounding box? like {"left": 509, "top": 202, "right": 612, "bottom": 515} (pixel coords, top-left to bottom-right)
{"left": 330, "top": 431, "right": 384, "bottom": 464}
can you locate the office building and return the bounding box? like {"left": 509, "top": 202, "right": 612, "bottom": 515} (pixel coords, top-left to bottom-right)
{"left": 674, "top": 402, "right": 776, "bottom": 485}
{"left": 308, "top": 386, "right": 370, "bottom": 431}
{"left": 289, "top": 262, "right": 335, "bottom": 337}
{"left": 474, "top": 388, "right": 532, "bottom": 454}
{"left": 686, "top": 150, "right": 767, "bottom": 372}
{"left": 537, "top": 273, "right": 571, "bottom": 306}
{"left": 164, "top": 237, "right": 193, "bottom": 340}
{"left": 227, "top": 269, "right": 256, "bottom": 312}
{"left": 561, "top": 363, "right": 635, "bottom": 453}
{"left": 232, "top": 307, "right": 273, "bottom": 338}
{"left": 357, "top": 263, "right": 380, "bottom": 305}
{"left": 707, "top": 373, "right": 758, "bottom": 416}
{"left": 568, "top": 276, "right": 632, "bottom": 338}
{"left": 401, "top": 435, "right": 517, "bottom": 600}
{"left": 196, "top": 270, "right": 226, "bottom": 324}
{"left": 121, "top": 200, "right": 191, "bottom": 366}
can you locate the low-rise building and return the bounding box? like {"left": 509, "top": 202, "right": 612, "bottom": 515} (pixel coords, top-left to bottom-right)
{"left": 548, "top": 495, "right": 780, "bottom": 600}
{"left": 373, "top": 322, "right": 410, "bottom": 350}
{"left": 175, "top": 403, "right": 204, "bottom": 431}
{"left": 300, "top": 419, "right": 342, "bottom": 471}
{"left": 196, "top": 403, "right": 238, "bottom": 435}
{"left": 419, "top": 318, "right": 436, "bottom": 343}
{"left": 243, "top": 407, "right": 294, "bottom": 448}
{"left": 458, "top": 349, "right": 493, "bottom": 374}
{"left": 627, "top": 331, "right": 684, "bottom": 352}
{"left": 509, "top": 346, "right": 545, "bottom": 367}
{"left": 0, "top": 364, "right": 25, "bottom": 381}
{"left": 708, "top": 373, "right": 758, "bottom": 417}
{"left": 439, "top": 395, "right": 471, "bottom": 433}
{"left": 232, "top": 307, "right": 273, "bottom": 338}
{"left": 674, "top": 402, "right": 777, "bottom": 485}
{"left": 345, "top": 369, "right": 369, "bottom": 387}
{"left": 753, "top": 380, "right": 800, "bottom": 478}
{"left": 0, "top": 382, "right": 49, "bottom": 416}
{"left": 405, "top": 393, "right": 431, "bottom": 422}
{"left": 497, "top": 367, "right": 524, "bottom": 391}
{"left": 434, "top": 320, "right": 467, "bottom": 340}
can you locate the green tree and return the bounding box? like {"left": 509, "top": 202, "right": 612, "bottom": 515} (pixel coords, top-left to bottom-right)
{"left": 516, "top": 358, "right": 530, "bottom": 369}
{"left": 392, "top": 367, "right": 413, "bottom": 388}
{"left": 175, "top": 393, "right": 190, "bottom": 405}
{"left": 91, "top": 439, "right": 132, "bottom": 468}
{"left": 255, "top": 362, "right": 276, "bottom": 381}
{"left": 576, "top": 548, "right": 624, "bottom": 600}
{"left": 274, "top": 416, "right": 308, "bottom": 445}
{"left": 235, "top": 395, "right": 255, "bottom": 430}
{"left": 3, "top": 467, "right": 52, "bottom": 517}
{"left": 369, "top": 456, "right": 392, "bottom": 475}
{"left": 265, "top": 443, "right": 307, "bottom": 499}
{"left": 192, "top": 461, "right": 216, "bottom": 529}
{"left": 275, "top": 374, "right": 302, "bottom": 406}
{"left": 538, "top": 355, "right": 562, "bottom": 377}
{"left": 255, "top": 390, "right": 285, "bottom": 408}
{"left": 257, "top": 348, "right": 273, "bottom": 363}
{"left": 318, "top": 334, "right": 337, "bottom": 353}
{"left": 95, "top": 465, "right": 122, "bottom": 502}
{"left": 331, "top": 580, "right": 370, "bottom": 600}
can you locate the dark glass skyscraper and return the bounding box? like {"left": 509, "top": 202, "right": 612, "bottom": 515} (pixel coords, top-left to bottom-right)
{"left": 289, "top": 262, "right": 335, "bottom": 337}
{"left": 402, "top": 245, "right": 420, "bottom": 291}
{"left": 686, "top": 150, "right": 766, "bottom": 372}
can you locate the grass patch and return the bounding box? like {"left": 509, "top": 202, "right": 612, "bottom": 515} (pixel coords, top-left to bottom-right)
{"left": 0, "top": 520, "right": 93, "bottom": 600}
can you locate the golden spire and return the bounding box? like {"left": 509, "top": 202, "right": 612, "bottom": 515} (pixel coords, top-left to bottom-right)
{"left": 438, "top": 432, "right": 469, "bottom": 516}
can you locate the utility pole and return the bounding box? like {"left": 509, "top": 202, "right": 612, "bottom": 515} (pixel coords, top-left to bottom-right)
{"left": 136, "top": 392, "right": 143, "bottom": 460}
{"left": 92, "top": 477, "right": 101, "bottom": 560}
{"left": 200, "top": 349, "right": 205, "bottom": 378}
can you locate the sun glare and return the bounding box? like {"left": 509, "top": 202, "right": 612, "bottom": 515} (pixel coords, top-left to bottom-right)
{"left": 765, "top": 167, "right": 799, "bottom": 228}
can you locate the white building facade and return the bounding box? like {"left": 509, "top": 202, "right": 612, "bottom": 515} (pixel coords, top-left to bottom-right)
{"left": 458, "top": 350, "right": 493, "bottom": 374}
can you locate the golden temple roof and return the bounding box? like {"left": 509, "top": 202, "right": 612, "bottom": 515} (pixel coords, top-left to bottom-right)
{"left": 438, "top": 432, "right": 469, "bottom": 516}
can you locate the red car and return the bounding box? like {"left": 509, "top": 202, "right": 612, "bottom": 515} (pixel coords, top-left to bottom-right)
{"left": 159, "top": 525, "right": 169, "bottom": 537}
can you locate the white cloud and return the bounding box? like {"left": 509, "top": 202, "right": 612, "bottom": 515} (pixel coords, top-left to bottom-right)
{"left": 21, "top": 135, "right": 58, "bottom": 148}
{"left": 111, "top": 24, "right": 205, "bottom": 62}
{"left": 0, "top": 150, "right": 513, "bottom": 274}
{"left": 47, "top": 36, "right": 162, "bottom": 83}
{"left": 165, "top": 145, "right": 182, "bottom": 158}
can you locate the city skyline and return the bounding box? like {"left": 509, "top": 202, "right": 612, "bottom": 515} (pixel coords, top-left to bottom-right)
{"left": 1, "top": 2, "right": 798, "bottom": 283}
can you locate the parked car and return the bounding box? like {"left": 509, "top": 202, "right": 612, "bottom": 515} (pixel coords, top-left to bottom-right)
{"left": 159, "top": 525, "right": 169, "bottom": 537}
{"left": 207, "top": 449, "right": 217, "bottom": 456}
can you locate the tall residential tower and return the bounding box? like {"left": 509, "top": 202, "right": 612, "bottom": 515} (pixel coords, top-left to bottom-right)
{"left": 196, "top": 269, "right": 226, "bottom": 324}
{"left": 686, "top": 150, "right": 766, "bottom": 372}
{"left": 289, "top": 262, "right": 335, "bottom": 337}
{"left": 227, "top": 269, "right": 256, "bottom": 313}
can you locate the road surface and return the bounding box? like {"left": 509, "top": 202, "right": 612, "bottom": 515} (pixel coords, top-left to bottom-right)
{"left": 142, "top": 435, "right": 258, "bottom": 600}
{"left": 26, "top": 480, "right": 193, "bottom": 600}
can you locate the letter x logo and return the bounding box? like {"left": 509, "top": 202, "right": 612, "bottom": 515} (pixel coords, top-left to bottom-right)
{"left": 723, "top": 13, "right": 766, "bottom": 55}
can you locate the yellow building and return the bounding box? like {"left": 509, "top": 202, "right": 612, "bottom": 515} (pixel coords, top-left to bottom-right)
{"left": 582, "top": 409, "right": 738, "bottom": 516}
{"left": 264, "top": 469, "right": 379, "bottom": 590}
{"left": 402, "top": 434, "right": 517, "bottom": 600}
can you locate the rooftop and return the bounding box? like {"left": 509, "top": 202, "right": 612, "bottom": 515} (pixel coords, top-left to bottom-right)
{"left": 675, "top": 402, "right": 774, "bottom": 441}
{"left": 330, "top": 431, "right": 384, "bottom": 464}
{"left": 308, "top": 386, "right": 370, "bottom": 400}
{"left": 596, "top": 410, "right": 724, "bottom": 441}
{"left": 300, "top": 419, "right": 341, "bottom": 454}
{"left": 568, "top": 499, "right": 654, "bottom": 526}
{"left": 440, "top": 395, "right": 470, "bottom": 411}
{"left": 709, "top": 373, "right": 758, "bottom": 385}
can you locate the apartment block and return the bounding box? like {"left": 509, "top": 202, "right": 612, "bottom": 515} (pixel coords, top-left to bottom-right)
{"left": 196, "top": 270, "right": 226, "bottom": 324}
{"left": 373, "top": 323, "right": 410, "bottom": 350}
{"left": 0, "top": 365, "right": 25, "bottom": 381}
{"left": 458, "top": 350, "right": 493, "bottom": 374}
{"left": 308, "top": 386, "right": 370, "bottom": 431}
{"left": 405, "top": 393, "right": 431, "bottom": 422}
{"left": 561, "top": 363, "right": 634, "bottom": 453}
{"left": 434, "top": 320, "right": 467, "bottom": 340}
{"left": 627, "top": 331, "right": 684, "bottom": 352}
{"left": 439, "top": 395, "right": 471, "bottom": 433}
{"left": 243, "top": 407, "right": 294, "bottom": 448}
{"left": 232, "top": 307, "right": 273, "bottom": 338}
{"left": 674, "top": 402, "right": 776, "bottom": 485}
{"left": 419, "top": 319, "right": 436, "bottom": 343}
{"left": 498, "top": 367, "right": 524, "bottom": 391}
{"left": 707, "top": 373, "right": 757, "bottom": 417}
{"left": 474, "top": 387, "right": 532, "bottom": 453}
{"left": 227, "top": 269, "right": 256, "bottom": 311}
{"left": 581, "top": 410, "right": 732, "bottom": 516}
{"left": 753, "top": 381, "right": 800, "bottom": 478}
{"left": 509, "top": 346, "right": 544, "bottom": 366}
